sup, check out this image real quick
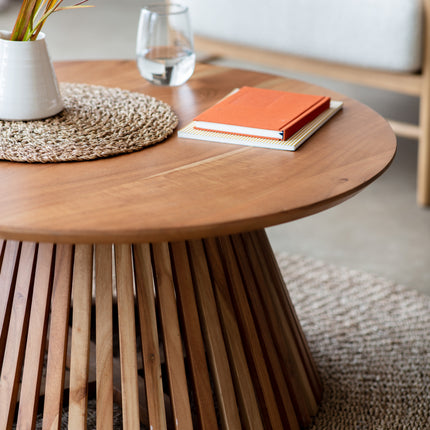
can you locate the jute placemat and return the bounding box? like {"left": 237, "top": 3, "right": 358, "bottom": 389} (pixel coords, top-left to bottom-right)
{"left": 30, "top": 254, "right": 429, "bottom": 429}
{"left": 0, "top": 83, "right": 178, "bottom": 163}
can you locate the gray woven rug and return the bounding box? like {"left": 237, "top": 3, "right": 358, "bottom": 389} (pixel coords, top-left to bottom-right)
{"left": 279, "top": 253, "right": 430, "bottom": 430}
{"left": 34, "top": 253, "right": 430, "bottom": 429}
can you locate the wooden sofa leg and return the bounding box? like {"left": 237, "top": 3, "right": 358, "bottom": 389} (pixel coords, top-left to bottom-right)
{"left": 418, "top": 43, "right": 430, "bottom": 206}
{"left": 418, "top": 0, "right": 430, "bottom": 206}
{"left": 417, "top": 119, "right": 430, "bottom": 206}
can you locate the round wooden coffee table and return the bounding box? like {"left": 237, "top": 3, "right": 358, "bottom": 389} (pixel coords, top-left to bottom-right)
{"left": 0, "top": 61, "right": 396, "bottom": 430}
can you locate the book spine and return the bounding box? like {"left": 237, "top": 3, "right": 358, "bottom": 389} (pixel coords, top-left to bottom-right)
{"left": 281, "top": 97, "right": 331, "bottom": 140}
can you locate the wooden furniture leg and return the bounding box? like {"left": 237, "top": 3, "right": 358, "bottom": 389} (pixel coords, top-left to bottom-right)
{"left": 0, "top": 242, "right": 38, "bottom": 429}
{"left": 0, "top": 231, "right": 322, "bottom": 429}
{"left": 69, "top": 244, "right": 93, "bottom": 428}
{"left": 16, "top": 243, "right": 55, "bottom": 429}
{"left": 95, "top": 244, "right": 114, "bottom": 430}
{"left": 418, "top": 0, "right": 430, "bottom": 206}
{"left": 42, "top": 244, "right": 74, "bottom": 430}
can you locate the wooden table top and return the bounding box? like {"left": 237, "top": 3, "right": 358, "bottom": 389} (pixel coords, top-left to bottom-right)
{"left": 0, "top": 60, "right": 396, "bottom": 244}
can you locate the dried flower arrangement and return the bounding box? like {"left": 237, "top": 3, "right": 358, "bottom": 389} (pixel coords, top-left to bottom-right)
{"left": 10, "top": 0, "right": 92, "bottom": 41}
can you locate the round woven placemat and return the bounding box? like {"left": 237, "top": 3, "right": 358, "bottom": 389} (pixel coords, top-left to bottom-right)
{"left": 31, "top": 254, "right": 429, "bottom": 429}
{"left": 0, "top": 83, "right": 178, "bottom": 163}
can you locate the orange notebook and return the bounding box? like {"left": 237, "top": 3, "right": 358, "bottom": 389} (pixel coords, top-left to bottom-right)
{"left": 193, "top": 86, "right": 331, "bottom": 141}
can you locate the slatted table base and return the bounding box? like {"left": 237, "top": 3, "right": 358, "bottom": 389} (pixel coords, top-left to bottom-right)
{"left": 0, "top": 230, "right": 322, "bottom": 430}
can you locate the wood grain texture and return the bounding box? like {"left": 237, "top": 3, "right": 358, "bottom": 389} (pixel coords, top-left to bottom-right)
{"left": 230, "top": 234, "right": 300, "bottom": 430}
{"left": 216, "top": 236, "right": 283, "bottom": 429}
{"left": 204, "top": 237, "right": 264, "bottom": 430}
{"left": 69, "top": 244, "right": 93, "bottom": 429}
{"left": 16, "top": 243, "right": 55, "bottom": 430}
{"left": 0, "top": 232, "right": 324, "bottom": 429}
{"left": 244, "top": 231, "right": 318, "bottom": 427}
{"left": 170, "top": 241, "right": 218, "bottom": 430}
{"left": 253, "top": 230, "right": 322, "bottom": 400}
{"left": 114, "top": 244, "right": 140, "bottom": 430}
{"left": 43, "top": 244, "right": 74, "bottom": 430}
{"left": 152, "top": 242, "right": 193, "bottom": 430}
{"left": 95, "top": 244, "right": 114, "bottom": 430}
{"left": 418, "top": 0, "right": 430, "bottom": 205}
{"left": 0, "top": 242, "right": 37, "bottom": 429}
{"left": 0, "top": 61, "right": 396, "bottom": 244}
{"left": 187, "top": 239, "right": 242, "bottom": 430}
{"left": 133, "top": 243, "right": 167, "bottom": 430}
{"left": 0, "top": 241, "right": 21, "bottom": 369}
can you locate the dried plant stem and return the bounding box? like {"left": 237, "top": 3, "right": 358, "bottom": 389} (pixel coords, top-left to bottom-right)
{"left": 10, "top": 0, "right": 93, "bottom": 41}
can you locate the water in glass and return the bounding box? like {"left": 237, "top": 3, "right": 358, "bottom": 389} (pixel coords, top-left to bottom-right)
{"left": 136, "top": 3, "right": 195, "bottom": 86}
{"left": 137, "top": 46, "right": 196, "bottom": 86}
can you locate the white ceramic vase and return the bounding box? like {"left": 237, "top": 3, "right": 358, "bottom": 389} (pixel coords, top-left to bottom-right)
{"left": 0, "top": 31, "right": 63, "bottom": 121}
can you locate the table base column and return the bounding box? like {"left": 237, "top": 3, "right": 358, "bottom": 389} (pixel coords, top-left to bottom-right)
{"left": 0, "top": 230, "right": 321, "bottom": 429}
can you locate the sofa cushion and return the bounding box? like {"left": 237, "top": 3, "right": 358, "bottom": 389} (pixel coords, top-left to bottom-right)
{"left": 185, "top": 0, "right": 424, "bottom": 73}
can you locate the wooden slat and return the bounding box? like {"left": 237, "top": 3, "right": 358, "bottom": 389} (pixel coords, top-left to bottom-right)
{"left": 0, "top": 240, "right": 21, "bottom": 369}
{"left": 388, "top": 120, "right": 420, "bottom": 140}
{"left": 243, "top": 231, "right": 317, "bottom": 427}
{"left": 187, "top": 239, "right": 242, "bottom": 430}
{"left": 95, "top": 244, "right": 114, "bottom": 430}
{"left": 231, "top": 234, "right": 300, "bottom": 430}
{"left": 217, "top": 236, "right": 283, "bottom": 429}
{"left": 0, "top": 242, "right": 37, "bottom": 429}
{"left": 203, "top": 237, "right": 264, "bottom": 430}
{"left": 69, "top": 244, "right": 93, "bottom": 429}
{"left": 152, "top": 242, "right": 193, "bottom": 430}
{"left": 87, "top": 336, "right": 152, "bottom": 427}
{"left": 16, "top": 243, "right": 55, "bottom": 430}
{"left": 0, "top": 239, "right": 5, "bottom": 263}
{"left": 114, "top": 244, "right": 140, "bottom": 430}
{"left": 254, "top": 230, "right": 322, "bottom": 398}
{"left": 110, "top": 353, "right": 154, "bottom": 427}
{"left": 133, "top": 243, "right": 167, "bottom": 430}
{"left": 43, "top": 244, "right": 74, "bottom": 430}
{"left": 170, "top": 241, "right": 218, "bottom": 430}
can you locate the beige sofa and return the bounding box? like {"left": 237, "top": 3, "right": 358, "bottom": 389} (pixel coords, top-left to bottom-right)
{"left": 185, "top": 0, "right": 430, "bottom": 206}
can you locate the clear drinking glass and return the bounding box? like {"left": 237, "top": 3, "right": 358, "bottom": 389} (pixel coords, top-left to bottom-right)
{"left": 136, "top": 3, "right": 195, "bottom": 86}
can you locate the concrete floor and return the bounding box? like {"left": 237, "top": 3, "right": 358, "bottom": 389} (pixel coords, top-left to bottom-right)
{"left": 1, "top": 0, "right": 429, "bottom": 295}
